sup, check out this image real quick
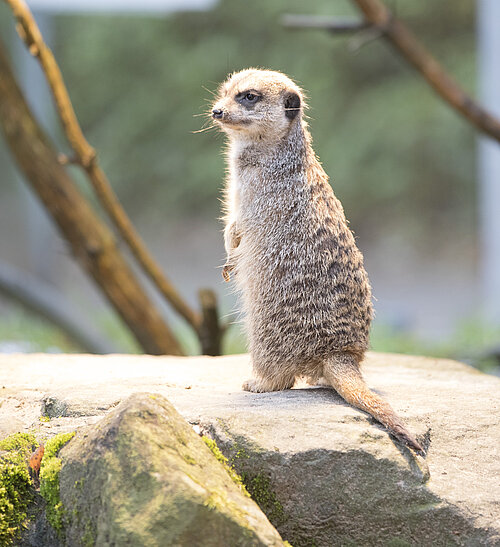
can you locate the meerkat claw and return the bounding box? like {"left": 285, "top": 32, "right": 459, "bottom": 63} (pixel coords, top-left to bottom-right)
{"left": 242, "top": 379, "right": 262, "bottom": 392}
{"left": 222, "top": 264, "right": 233, "bottom": 282}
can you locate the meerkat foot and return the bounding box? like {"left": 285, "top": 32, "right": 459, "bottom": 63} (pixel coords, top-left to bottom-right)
{"left": 306, "top": 376, "right": 330, "bottom": 387}
{"left": 243, "top": 375, "right": 295, "bottom": 393}
{"left": 242, "top": 379, "right": 267, "bottom": 392}
{"left": 222, "top": 263, "right": 233, "bottom": 282}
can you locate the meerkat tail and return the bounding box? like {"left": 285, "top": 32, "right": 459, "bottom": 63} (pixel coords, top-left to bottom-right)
{"left": 323, "top": 353, "right": 423, "bottom": 453}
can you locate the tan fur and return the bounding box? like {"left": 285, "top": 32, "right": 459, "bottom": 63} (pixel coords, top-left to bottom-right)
{"left": 211, "top": 68, "right": 423, "bottom": 453}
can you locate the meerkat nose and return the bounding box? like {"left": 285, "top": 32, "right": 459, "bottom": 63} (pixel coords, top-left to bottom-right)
{"left": 212, "top": 109, "right": 223, "bottom": 119}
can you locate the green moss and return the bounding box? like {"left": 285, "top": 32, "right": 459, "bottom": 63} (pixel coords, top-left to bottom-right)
{"left": 39, "top": 416, "right": 51, "bottom": 423}
{"left": 203, "top": 491, "right": 227, "bottom": 511}
{"left": 0, "top": 432, "right": 37, "bottom": 545}
{"left": 241, "top": 472, "right": 285, "bottom": 525}
{"left": 0, "top": 433, "right": 36, "bottom": 453}
{"left": 43, "top": 432, "right": 75, "bottom": 460}
{"left": 202, "top": 437, "right": 249, "bottom": 496}
{"left": 232, "top": 444, "right": 249, "bottom": 461}
{"left": 183, "top": 454, "right": 196, "bottom": 465}
{"left": 39, "top": 431, "right": 75, "bottom": 533}
{"left": 203, "top": 437, "right": 287, "bottom": 529}
{"left": 82, "top": 520, "right": 95, "bottom": 547}
{"left": 73, "top": 477, "right": 85, "bottom": 490}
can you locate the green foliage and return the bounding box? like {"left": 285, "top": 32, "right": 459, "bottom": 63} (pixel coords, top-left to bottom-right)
{"left": 0, "top": 310, "right": 77, "bottom": 353}
{"left": 0, "top": 308, "right": 139, "bottom": 355}
{"left": 55, "top": 0, "right": 476, "bottom": 245}
{"left": 371, "top": 319, "right": 500, "bottom": 373}
{"left": 0, "top": 433, "right": 36, "bottom": 546}
{"left": 39, "top": 432, "right": 75, "bottom": 532}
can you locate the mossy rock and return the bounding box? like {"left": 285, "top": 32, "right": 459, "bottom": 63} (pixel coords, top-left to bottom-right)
{"left": 39, "top": 432, "right": 75, "bottom": 533}
{"left": 58, "top": 393, "right": 285, "bottom": 546}
{"left": 0, "top": 431, "right": 76, "bottom": 547}
{"left": 0, "top": 433, "right": 36, "bottom": 545}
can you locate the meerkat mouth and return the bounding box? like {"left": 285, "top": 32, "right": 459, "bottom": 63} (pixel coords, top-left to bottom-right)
{"left": 217, "top": 118, "right": 252, "bottom": 127}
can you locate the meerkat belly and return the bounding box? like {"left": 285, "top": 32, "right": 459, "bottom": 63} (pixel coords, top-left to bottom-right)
{"left": 236, "top": 208, "right": 372, "bottom": 360}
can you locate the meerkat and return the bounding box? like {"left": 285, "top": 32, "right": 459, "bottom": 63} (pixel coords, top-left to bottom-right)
{"left": 211, "top": 68, "right": 423, "bottom": 453}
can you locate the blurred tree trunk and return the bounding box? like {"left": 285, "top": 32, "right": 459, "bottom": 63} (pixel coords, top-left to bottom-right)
{"left": 0, "top": 40, "right": 183, "bottom": 356}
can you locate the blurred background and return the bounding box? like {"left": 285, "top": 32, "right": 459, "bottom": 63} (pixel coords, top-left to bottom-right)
{"left": 0, "top": 0, "right": 499, "bottom": 373}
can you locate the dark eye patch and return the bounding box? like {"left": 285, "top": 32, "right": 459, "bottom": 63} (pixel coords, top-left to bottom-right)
{"left": 235, "top": 90, "right": 262, "bottom": 107}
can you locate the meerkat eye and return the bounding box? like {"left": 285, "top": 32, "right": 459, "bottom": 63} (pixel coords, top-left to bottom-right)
{"left": 236, "top": 90, "right": 261, "bottom": 106}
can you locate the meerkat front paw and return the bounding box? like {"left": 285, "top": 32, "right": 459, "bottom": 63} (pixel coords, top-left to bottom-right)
{"left": 222, "top": 263, "right": 234, "bottom": 282}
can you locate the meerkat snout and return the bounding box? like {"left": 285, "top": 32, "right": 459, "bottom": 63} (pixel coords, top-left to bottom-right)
{"left": 212, "top": 108, "right": 223, "bottom": 119}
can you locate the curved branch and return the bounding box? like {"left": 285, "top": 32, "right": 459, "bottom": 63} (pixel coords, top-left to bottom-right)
{"left": 351, "top": 0, "right": 500, "bottom": 143}
{"left": 4, "top": 0, "right": 201, "bottom": 331}
{"left": 0, "top": 40, "right": 183, "bottom": 355}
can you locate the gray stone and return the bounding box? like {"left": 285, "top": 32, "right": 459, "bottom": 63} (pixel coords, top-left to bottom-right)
{"left": 1, "top": 352, "right": 499, "bottom": 545}
{"left": 58, "top": 392, "right": 285, "bottom": 547}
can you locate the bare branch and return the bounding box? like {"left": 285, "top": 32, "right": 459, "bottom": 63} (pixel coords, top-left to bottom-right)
{"left": 284, "top": 1, "right": 500, "bottom": 144}
{"left": 350, "top": 0, "right": 500, "bottom": 143}
{"left": 4, "top": 0, "right": 201, "bottom": 332}
{"left": 0, "top": 41, "right": 184, "bottom": 355}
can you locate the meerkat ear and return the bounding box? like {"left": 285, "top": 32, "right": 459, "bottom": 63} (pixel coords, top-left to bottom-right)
{"left": 284, "top": 92, "right": 301, "bottom": 120}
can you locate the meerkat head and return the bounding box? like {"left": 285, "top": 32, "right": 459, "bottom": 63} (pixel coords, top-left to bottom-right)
{"left": 211, "top": 68, "right": 303, "bottom": 141}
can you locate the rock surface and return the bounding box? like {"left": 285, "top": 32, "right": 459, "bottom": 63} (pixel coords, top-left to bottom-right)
{"left": 1, "top": 352, "right": 500, "bottom": 546}
{"left": 56, "top": 392, "right": 284, "bottom": 547}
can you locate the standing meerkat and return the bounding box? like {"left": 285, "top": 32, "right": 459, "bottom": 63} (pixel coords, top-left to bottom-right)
{"left": 211, "top": 68, "right": 423, "bottom": 453}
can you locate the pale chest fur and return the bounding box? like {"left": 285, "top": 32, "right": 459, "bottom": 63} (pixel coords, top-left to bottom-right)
{"left": 226, "top": 141, "right": 263, "bottom": 227}
{"left": 226, "top": 136, "right": 308, "bottom": 236}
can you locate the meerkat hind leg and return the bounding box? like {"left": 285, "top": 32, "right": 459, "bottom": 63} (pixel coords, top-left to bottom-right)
{"left": 243, "top": 373, "right": 295, "bottom": 393}
{"left": 323, "top": 353, "right": 423, "bottom": 453}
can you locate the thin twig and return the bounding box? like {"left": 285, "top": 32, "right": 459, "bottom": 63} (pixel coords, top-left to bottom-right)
{"left": 347, "top": 25, "right": 384, "bottom": 53}
{"left": 284, "top": 2, "right": 500, "bottom": 144}
{"left": 350, "top": 0, "right": 500, "bottom": 143}
{"left": 5, "top": 0, "right": 201, "bottom": 331}
{"left": 282, "top": 14, "right": 370, "bottom": 34}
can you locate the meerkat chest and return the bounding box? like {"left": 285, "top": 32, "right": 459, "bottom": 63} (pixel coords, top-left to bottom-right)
{"left": 229, "top": 141, "right": 311, "bottom": 231}
{"left": 228, "top": 143, "right": 263, "bottom": 213}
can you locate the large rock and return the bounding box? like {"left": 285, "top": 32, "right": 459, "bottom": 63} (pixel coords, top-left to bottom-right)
{"left": 59, "top": 393, "right": 284, "bottom": 546}
{"left": 1, "top": 352, "right": 499, "bottom": 545}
